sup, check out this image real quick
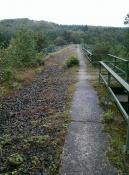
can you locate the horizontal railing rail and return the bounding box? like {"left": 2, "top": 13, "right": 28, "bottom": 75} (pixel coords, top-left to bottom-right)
{"left": 105, "top": 54, "right": 129, "bottom": 83}
{"left": 82, "top": 45, "right": 129, "bottom": 152}
{"left": 107, "top": 54, "right": 129, "bottom": 62}
{"left": 82, "top": 47, "right": 93, "bottom": 62}
{"left": 82, "top": 47, "right": 129, "bottom": 82}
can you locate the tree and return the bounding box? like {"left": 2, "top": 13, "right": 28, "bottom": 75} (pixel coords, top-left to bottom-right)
{"left": 124, "top": 13, "right": 129, "bottom": 56}
{"left": 54, "top": 36, "right": 66, "bottom": 46}
{"left": 124, "top": 13, "right": 129, "bottom": 24}
{"left": 0, "top": 32, "right": 11, "bottom": 49}
{"left": 93, "top": 43, "right": 110, "bottom": 61}
{"left": 34, "top": 32, "right": 48, "bottom": 52}
{"left": 82, "top": 25, "right": 88, "bottom": 32}
{"left": 7, "top": 28, "right": 36, "bottom": 67}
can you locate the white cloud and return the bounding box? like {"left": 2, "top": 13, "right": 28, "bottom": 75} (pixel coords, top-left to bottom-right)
{"left": 0, "top": 0, "right": 129, "bottom": 26}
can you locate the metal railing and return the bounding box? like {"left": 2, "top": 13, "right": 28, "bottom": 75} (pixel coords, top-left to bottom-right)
{"left": 99, "top": 61, "right": 129, "bottom": 152}
{"left": 82, "top": 48, "right": 93, "bottom": 62}
{"left": 105, "top": 54, "right": 129, "bottom": 83}
{"left": 82, "top": 46, "right": 129, "bottom": 152}
{"left": 82, "top": 47, "right": 129, "bottom": 82}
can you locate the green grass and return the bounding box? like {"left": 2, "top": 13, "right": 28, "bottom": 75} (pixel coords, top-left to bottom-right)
{"left": 102, "top": 110, "right": 114, "bottom": 123}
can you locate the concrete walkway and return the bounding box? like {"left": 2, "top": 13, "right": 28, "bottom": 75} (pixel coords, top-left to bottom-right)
{"left": 59, "top": 46, "right": 117, "bottom": 175}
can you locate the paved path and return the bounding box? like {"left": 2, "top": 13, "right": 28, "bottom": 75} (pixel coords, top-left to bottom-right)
{"left": 59, "top": 46, "right": 117, "bottom": 175}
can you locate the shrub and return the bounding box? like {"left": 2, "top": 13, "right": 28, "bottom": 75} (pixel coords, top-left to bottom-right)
{"left": 0, "top": 68, "right": 14, "bottom": 83}
{"left": 31, "top": 52, "right": 44, "bottom": 67}
{"left": 7, "top": 153, "right": 23, "bottom": 167}
{"left": 35, "top": 52, "right": 44, "bottom": 66}
{"left": 9, "top": 82, "right": 22, "bottom": 90}
{"left": 65, "top": 55, "right": 79, "bottom": 67}
{"left": 103, "top": 110, "right": 114, "bottom": 123}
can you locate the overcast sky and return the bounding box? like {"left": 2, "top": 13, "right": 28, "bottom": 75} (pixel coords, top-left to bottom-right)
{"left": 0, "top": 0, "right": 129, "bottom": 27}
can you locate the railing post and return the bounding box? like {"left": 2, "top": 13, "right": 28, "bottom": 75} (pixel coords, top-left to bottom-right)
{"left": 126, "top": 61, "right": 129, "bottom": 83}
{"left": 99, "top": 63, "right": 101, "bottom": 83}
{"left": 125, "top": 121, "right": 129, "bottom": 153}
{"left": 108, "top": 72, "right": 111, "bottom": 87}
{"left": 123, "top": 92, "right": 129, "bottom": 152}
{"left": 114, "top": 57, "right": 116, "bottom": 68}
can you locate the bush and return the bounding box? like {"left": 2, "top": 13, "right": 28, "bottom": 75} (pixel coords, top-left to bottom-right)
{"left": 9, "top": 82, "right": 22, "bottom": 90}
{"left": 65, "top": 55, "right": 79, "bottom": 67}
{"left": 31, "top": 52, "right": 44, "bottom": 67}
{"left": 36, "top": 52, "right": 44, "bottom": 65}
{"left": 7, "top": 153, "right": 23, "bottom": 166}
{"left": 103, "top": 110, "right": 114, "bottom": 123}
{"left": 0, "top": 68, "right": 14, "bottom": 83}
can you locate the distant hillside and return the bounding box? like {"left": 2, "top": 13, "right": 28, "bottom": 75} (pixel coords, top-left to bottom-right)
{"left": 0, "top": 18, "right": 127, "bottom": 33}
{"left": 0, "top": 18, "right": 128, "bottom": 57}
{"left": 0, "top": 18, "right": 59, "bottom": 33}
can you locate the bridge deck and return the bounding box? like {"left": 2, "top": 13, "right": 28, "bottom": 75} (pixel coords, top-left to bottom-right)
{"left": 59, "top": 46, "right": 117, "bottom": 175}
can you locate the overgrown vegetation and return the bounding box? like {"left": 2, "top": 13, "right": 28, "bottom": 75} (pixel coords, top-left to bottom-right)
{"left": 102, "top": 110, "right": 114, "bottom": 123}
{"left": 92, "top": 81, "right": 129, "bottom": 174}
{"left": 85, "top": 53, "right": 129, "bottom": 174}
{"left": 0, "top": 28, "right": 45, "bottom": 93}
{"left": 0, "top": 46, "right": 78, "bottom": 175}
{"left": 103, "top": 107, "right": 129, "bottom": 175}
{"left": 65, "top": 55, "right": 79, "bottom": 67}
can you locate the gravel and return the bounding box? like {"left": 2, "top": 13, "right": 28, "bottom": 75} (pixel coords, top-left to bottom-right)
{"left": 0, "top": 46, "right": 77, "bottom": 175}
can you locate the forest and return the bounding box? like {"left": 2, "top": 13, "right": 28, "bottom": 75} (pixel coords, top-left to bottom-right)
{"left": 0, "top": 18, "right": 128, "bottom": 52}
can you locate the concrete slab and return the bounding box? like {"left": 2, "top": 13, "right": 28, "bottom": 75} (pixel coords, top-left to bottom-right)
{"left": 59, "top": 46, "right": 117, "bottom": 175}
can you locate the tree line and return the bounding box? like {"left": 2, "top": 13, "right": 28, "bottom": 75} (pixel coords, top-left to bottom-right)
{"left": 0, "top": 18, "right": 129, "bottom": 90}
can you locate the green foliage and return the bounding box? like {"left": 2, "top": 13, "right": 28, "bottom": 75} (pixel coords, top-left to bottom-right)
{"left": 54, "top": 36, "right": 66, "bottom": 46}
{"left": 0, "top": 48, "right": 14, "bottom": 83}
{"left": 65, "top": 55, "right": 79, "bottom": 67}
{"left": 0, "top": 28, "right": 45, "bottom": 89}
{"left": 0, "top": 68, "right": 14, "bottom": 83}
{"left": 8, "top": 82, "right": 22, "bottom": 90}
{"left": 32, "top": 52, "right": 44, "bottom": 66}
{"left": 25, "top": 135, "right": 49, "bottom": 144}
{"left": 92, "top": 43, "right": 110, "bottom": 61}
{"left": 0, "top": 135, "right": 11, "bottom": 146}
{"left": 104, "top": 110, "right": 128, "bottom": 173}
{"left": 35, "top": 32, "right": 48, "bottom": 52}
{"left": 0, "top": 32, "right": 11, "bottom": 49}
{"left": 7, "top": 28, "right": 36, "bottom": 67}
{"left": 103, "top": 110, "right": 114, "bottom": 123}
{"left": 0, "top": 18, "right": 129, "bottom": 91}
{"left": 124, "top": 13, "right": 129, "bottom": 24}
{"left": 0, "top": 18, "right": 128, "bottom": 58}
{"left": 7, "top": 153, "right": 23, "bottom": 166}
